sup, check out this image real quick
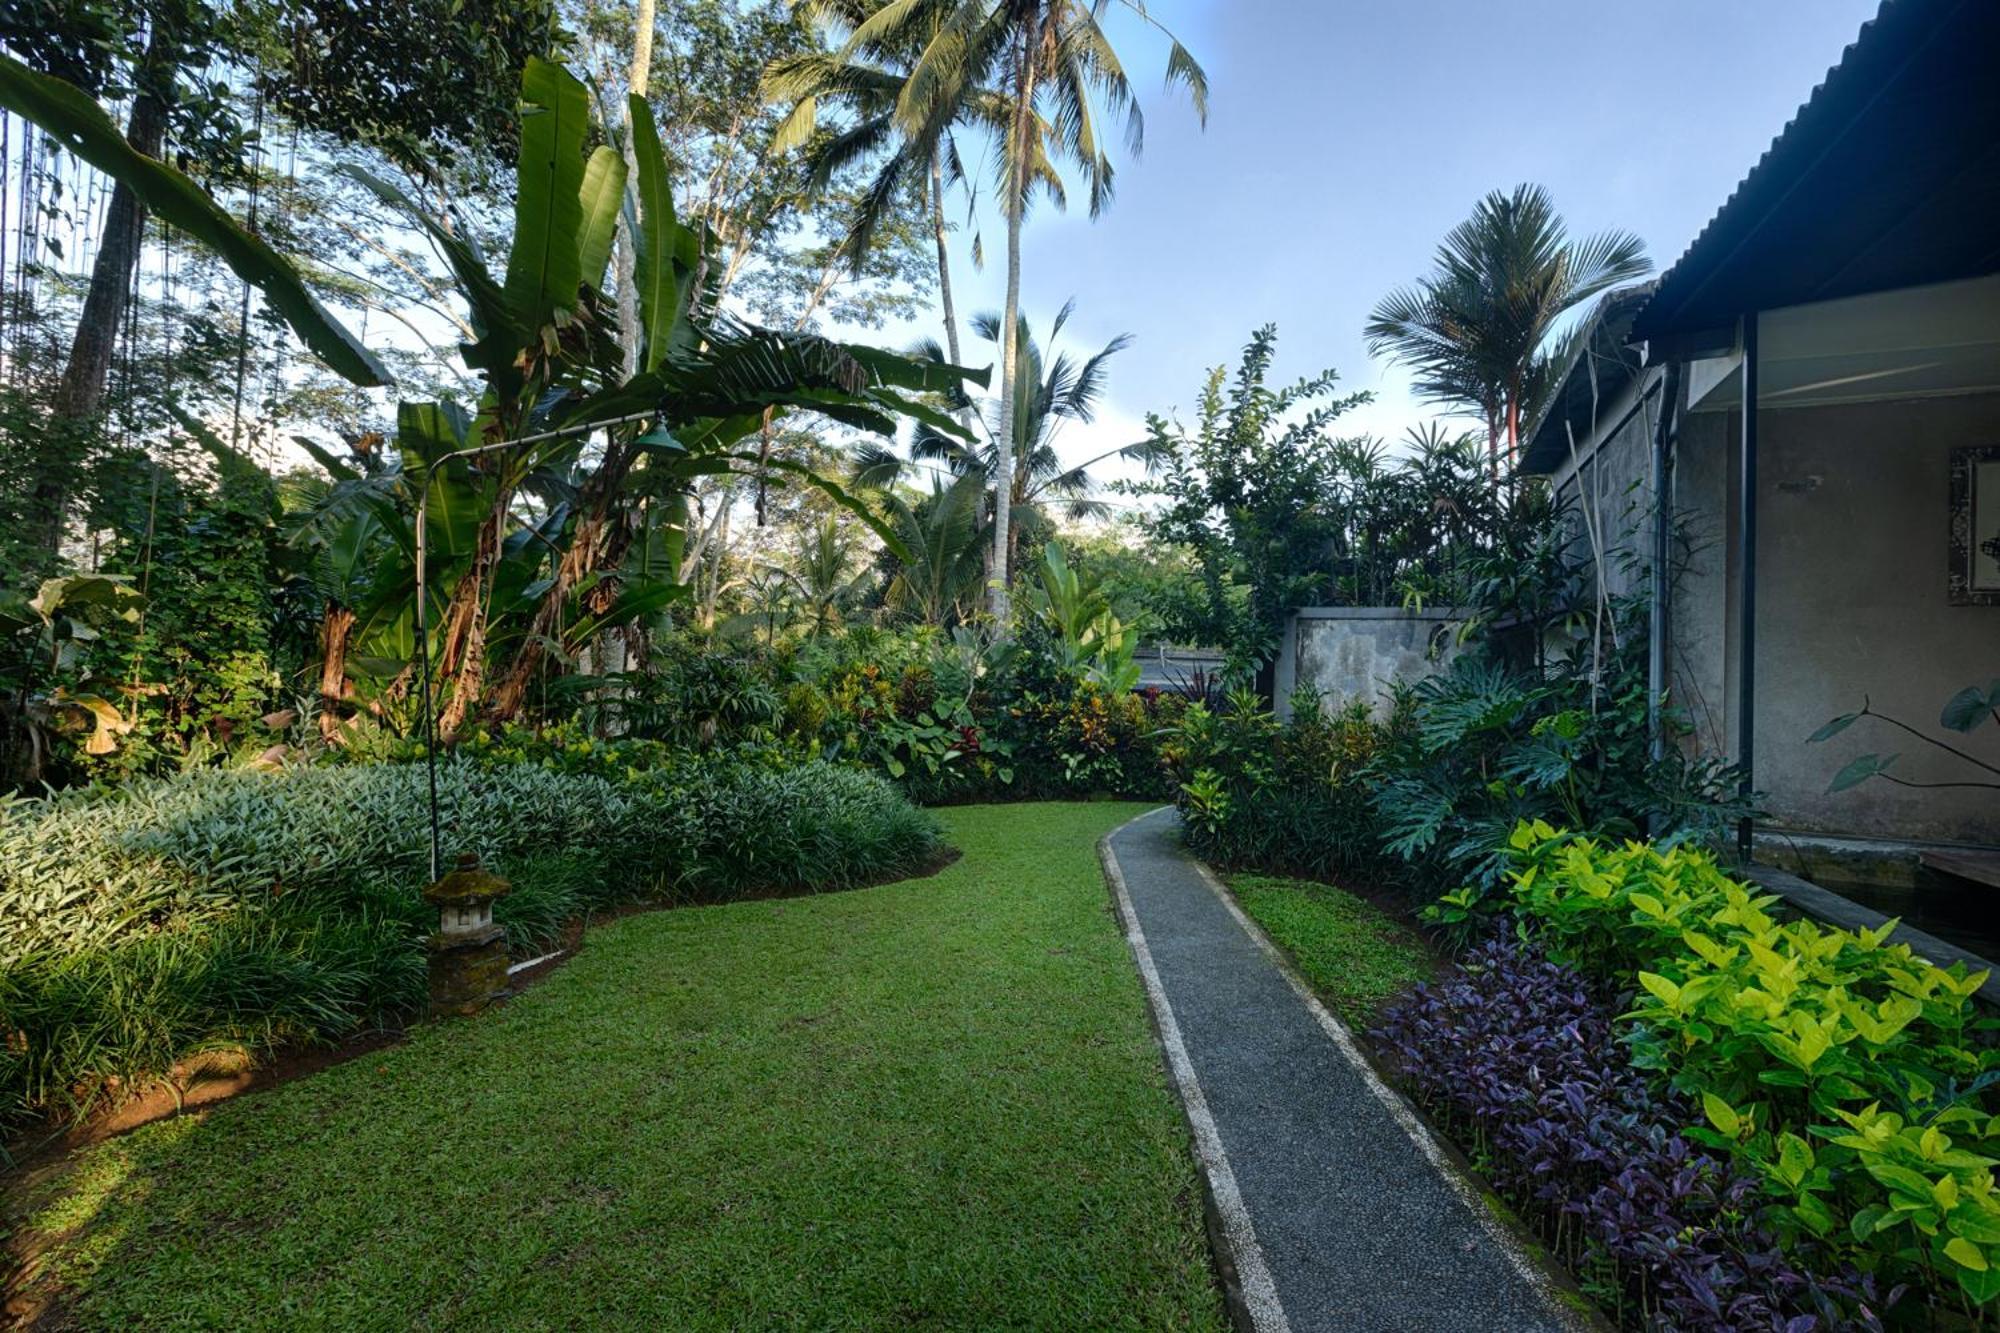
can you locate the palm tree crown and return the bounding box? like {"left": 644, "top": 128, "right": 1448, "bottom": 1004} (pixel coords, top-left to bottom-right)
{"left": 859, "top": 299, "right": 1159, "bottom": 577}
{"left": 1364, "top": 183, "right": 1650, "bottom": 478}
{"left": 777, "top": 0, "right": 1205, "bottom": 624}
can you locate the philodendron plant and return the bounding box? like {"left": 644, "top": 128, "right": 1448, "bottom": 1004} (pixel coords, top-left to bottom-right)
{"left": 1811, "top": 679, "right": 2000, "bottom": 794}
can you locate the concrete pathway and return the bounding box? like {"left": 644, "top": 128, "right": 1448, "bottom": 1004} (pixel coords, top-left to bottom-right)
{"left": 1101, "top": 808, "right": 1592, "bottom": 1333}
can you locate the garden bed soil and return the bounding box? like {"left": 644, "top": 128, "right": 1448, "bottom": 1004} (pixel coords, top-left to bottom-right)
{"left": 0, "top": 845, "right": 963, "bottom": 1174}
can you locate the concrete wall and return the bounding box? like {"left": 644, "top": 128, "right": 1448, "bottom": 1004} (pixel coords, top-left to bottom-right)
{"left": 1272, "top": 608, "right": 1467, "bottom": 721}
{"left": 1535, "top": 385, "right": 1998, "bottom": 845}
{"left": 1707, "top": 393, "right": 2000, "bottom": 843}
{"left": 1547, "top": 371, "right": 1660, "bottom": 606}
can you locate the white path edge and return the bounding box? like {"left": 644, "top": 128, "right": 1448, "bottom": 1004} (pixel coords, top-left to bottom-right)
{"left": 1104, "top": 806, "right": 1594, "bottom": 1333}
{"left": 1098, "top": 816, "right": 1293, "bottom": 1333}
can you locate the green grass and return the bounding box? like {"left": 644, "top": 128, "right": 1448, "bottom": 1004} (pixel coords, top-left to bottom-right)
{"left": 1227, "top": 873, "right": 1436, "bottom": 1026}
{"left": 7, "top": 804, "right": 1222, "bottom": 1331}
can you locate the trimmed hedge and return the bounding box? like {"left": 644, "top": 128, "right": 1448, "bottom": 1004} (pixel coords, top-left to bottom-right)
{"left": 1491, "top": 823, "right": 2000, "bottom": 1319}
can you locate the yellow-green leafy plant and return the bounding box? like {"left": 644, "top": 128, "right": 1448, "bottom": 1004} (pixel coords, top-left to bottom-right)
{"left": 1502, "top": 821, "right": 2000, "bottom": 1308}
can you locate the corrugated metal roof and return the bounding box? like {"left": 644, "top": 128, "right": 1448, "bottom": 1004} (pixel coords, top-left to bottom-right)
{"left": 1631, "top": 0, "right": 2000, "bottom": 344}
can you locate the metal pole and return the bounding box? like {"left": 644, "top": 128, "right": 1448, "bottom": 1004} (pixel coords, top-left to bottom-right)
{"left": 1648, "top": 360, "right": 1682, "bottom": 771}
{"left": 416, "top": 475, "right": 439, "bottom": 884}
{"left": 1736, "top": 314, "right": 1759, "bottom": 862}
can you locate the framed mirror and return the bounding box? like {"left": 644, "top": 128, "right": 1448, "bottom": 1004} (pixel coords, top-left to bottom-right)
{"left": 1949, "top": 445, "right": 2000, "bottom": 605}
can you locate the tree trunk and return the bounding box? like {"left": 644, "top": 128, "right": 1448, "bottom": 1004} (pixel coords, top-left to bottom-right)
{"left": 613, "top": 0, "right": 656, "bottom": 381}
{"left": 484, "top": 478, "right": 635, "bottom": 724}
{"left": 34, "top": 32, "right": 172, "bottom": 559}
{"left": 318, "top": 603, "right": 355, "bottom": 742}
{"left": 1505, "top": 383, "right": 1521, "bottom": 475}
{"left": 931, "top": 158, "right": 962, "bottom": 369}
{"left": 990, "top": 29, "right": 1042, "bottom": 629}
{"left": 435, "top": 495, "right": 513, "bottom": 740}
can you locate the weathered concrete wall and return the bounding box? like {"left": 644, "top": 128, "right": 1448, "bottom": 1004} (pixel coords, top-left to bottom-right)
{"left": 1704, "top": 393, "right": 2000, "bottom": 843}
{"left": 1272, "top": 609, "right": 1467, "bottom": 721}
{"left": 1672, "top": 408, "right": 1734, "bottom": 758}
{"left": 1531, "top": 384, "right": 1996, "bottom": 846}
{"left": 1547, "top": 371, "right": 1660, "bottom": 606}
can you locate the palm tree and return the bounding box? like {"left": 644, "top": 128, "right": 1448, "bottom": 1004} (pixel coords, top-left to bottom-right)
{"left": 763, "top": 3, "right": 991, "bottom": 370}
{"left": 776, "top": 513, "right": 869, "bottom": 637}
{"left": 879, "top": 471, "right": 987, "bottom": 627}
{"left": 1364, "top": 183, "right": 1649, "bottom": 479}
{"left": 795, "top": 0, "right": 1205, "bottom": 624}
{"left": 859, "top": 300, "right": 1160, "bottom": 579}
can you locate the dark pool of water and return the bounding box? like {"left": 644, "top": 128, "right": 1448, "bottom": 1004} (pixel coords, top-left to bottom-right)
{"left": 1826, "top": 870, "right": 2000, "bottom": 963}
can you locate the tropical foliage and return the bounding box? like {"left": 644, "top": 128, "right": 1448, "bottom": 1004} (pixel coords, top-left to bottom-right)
{"left": 782, "top": 0, "right": 1206, "bottom": 618}
{"left": 1492, "top": 824, "right": 2000, "bottom": 1318}
{"left": 1, "top": 751, "right": 941, "bottom": 1126}
{"left": 858, "top": 300, "right": 1157, "bottom": 581}
{"left": 1364, "top": 183, "right": 1650, "bottom": 475}
{"left": 1376, "top": 932, "right": 1885, "bottom": 1330}
{"left": 1126, "top": 327, "right": 1553, "bottom": 686}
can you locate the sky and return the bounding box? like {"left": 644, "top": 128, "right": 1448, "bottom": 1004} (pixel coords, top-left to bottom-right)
{"left": 843, "top": 0, "right": 1887, "bottom": 485}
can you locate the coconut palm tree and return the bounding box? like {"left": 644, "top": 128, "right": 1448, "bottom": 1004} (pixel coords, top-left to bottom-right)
{"left": 775, "top": 513, "right": 870, "bottom": 637}
{"left": 794, "top": 0, "right": 1205, "bottom": 624}
{"left": 763, "top": 2, "right": 992, "bottom": 371}
{"left": 1364, "top": 183, "right": 1649, "bottom": 479}
{"left": 858, "top": 300, "right": 1161, "bottom": 581}
{"left": 879, "top": 471, "right": 987, "bottom": 627}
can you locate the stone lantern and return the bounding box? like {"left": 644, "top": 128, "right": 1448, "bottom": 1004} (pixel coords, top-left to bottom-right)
{"left": 423, "top": 853, "right": 512, "bottom": 1016}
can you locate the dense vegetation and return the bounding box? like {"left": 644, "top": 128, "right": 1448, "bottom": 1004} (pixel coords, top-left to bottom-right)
{"left": 1158, "top": 454, "right": 1997, "bottom": 1325}
{"left": 3, "top": 1, "right": 1987, "bottom": 1327}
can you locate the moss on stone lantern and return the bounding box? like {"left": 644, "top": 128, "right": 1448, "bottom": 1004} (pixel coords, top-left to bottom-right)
{"left": 422, "top": 853, "right": 512, "bottom": 1016}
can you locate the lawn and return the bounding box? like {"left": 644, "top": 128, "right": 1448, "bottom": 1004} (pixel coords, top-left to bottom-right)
{"left": 5, "top": 804, "right": 1223, "bottom": 1331}
{"left": 1227, "top": 873, "right": 1435, "bottom": 1026}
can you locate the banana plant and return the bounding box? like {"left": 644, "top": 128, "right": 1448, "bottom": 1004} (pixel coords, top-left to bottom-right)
{"left": 1025, "top": 541, "right": 1141, "bottom": 692}
{"left": 334, "top": 58, "right": 987, "bottom": 734}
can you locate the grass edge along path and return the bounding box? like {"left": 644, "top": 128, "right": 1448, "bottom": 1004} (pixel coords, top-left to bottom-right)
{"left": 5, "top": 803, "right": 1225, "bottom": 1332}
{"left": 1225, "top": 872, "right": 1436, "bottom": 1028}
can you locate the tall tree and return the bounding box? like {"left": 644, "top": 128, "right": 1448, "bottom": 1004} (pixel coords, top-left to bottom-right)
{"left": 858, "top": 299, "right": 1157, "bottom": 578}
{"left": 803, "top": 0, "right": 1204, "bottom": 625}
{"left": 1364, "top": 183, "right": 1649, "bottom": 479}
{"left": 1, "top": 0, "right": 552, "bottom": 563}
{"left": 1123, "top": 326, "right": 1370, "bottom": 693}
{"left": 762, "top": 0, "right": 984, "bottom": 368}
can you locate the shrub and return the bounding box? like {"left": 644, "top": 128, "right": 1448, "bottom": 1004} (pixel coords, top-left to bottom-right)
{"left": 1005, "top": 678, "right": 1174, "bottom": 800}
{"left": 1375, "top": 933, "right": 1881, "bottom": 1331}
{"left": 1162, "top": 688, "right": 1383, "bottom": 881}
{"left": 0, "top": 905, "right": 424, "bottom": 1129}
{"left": 782, "top": 626, "right": 1176, "bottom": 804}
{"left": 0, "top": 756, "right": 941, "bottom": 1126}
{"left": 1498, "top": 823, "right": 2000, "bottom": 1313}
{"left": 664, "top": 759, "right": 944, "bottom": 895}
{"left": 1371, "top": 649, "right": 1747, "bottom": 894}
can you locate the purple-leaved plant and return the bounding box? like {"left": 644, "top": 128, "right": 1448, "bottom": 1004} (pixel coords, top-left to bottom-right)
{"left": 1372, "top": 932, "right": 1888, "bottom": 1333}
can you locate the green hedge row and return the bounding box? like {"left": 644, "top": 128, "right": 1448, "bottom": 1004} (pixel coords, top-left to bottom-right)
{"left": 1491, "top": 823, "right": 2000, "bottom": 1311}
{"left": 0, "top": 757, "right": 941, "bottom": 1128}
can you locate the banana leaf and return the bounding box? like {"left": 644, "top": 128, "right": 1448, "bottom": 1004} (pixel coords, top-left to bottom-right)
{"left": 504, "top": 57, "right": 588, "bottom": 334}
{"left": 626, "top": 92, "right": 694, "bottom": 373}
{"left": 576, "top": 146, "right": 627, "bottom": 294}
{"left": 343, "top": 165, "right": 523, "bottom": 380}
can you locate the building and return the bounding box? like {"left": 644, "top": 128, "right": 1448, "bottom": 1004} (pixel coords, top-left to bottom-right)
{"left": 1518, "top": 0, "right": 1999, "bottom": 894}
